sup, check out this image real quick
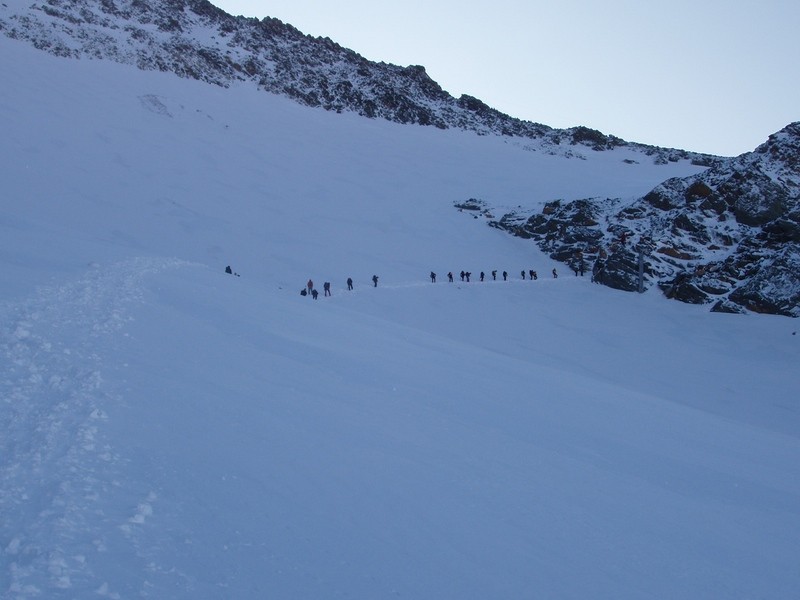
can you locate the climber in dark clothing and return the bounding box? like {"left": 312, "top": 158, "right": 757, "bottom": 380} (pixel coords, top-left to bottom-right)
{"left": 529, "top": 269, "right": 535, "bottom": 280}
{"left": 502, "top": 271, "right": 508, "bottom": 281}
{"left": 460, "top": 271, "right": 465, "bottom": 281}
{"left": 225, "top": 265, "right": 233, "bottom": 274}
{"left": 323, "top": 282, "right": 331, "bottom": 296}
{"left": 480, "top": 272, "right": 485, "bottom": 282}
{"left": 448, "top": 272, "right": 454, "bottom": 282}
{"left": 347, "top": 277, "right": 353, "bottom": 290}
{"left": 430, "top": 272, "right": 436, "bottom": 283}
{"left": 492, "top": 270, "right": 497, "bottom": 280}
{"left": 521, "top": 270, "right": 526, "bottom": 280}
{"left": 372, "top": 275, "right": 379, "bottom": 287}
{"left": 311, "top": 289, "right": 319, "bottom": 299}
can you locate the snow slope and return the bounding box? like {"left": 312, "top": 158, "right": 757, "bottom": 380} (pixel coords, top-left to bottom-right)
{"left": 1, "top": 36, "right": 799, "bottom": 599}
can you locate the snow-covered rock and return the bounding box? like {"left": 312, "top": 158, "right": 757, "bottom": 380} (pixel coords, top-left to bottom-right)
{"left": 491, "top": 123, "right": 800, "bottom": 316}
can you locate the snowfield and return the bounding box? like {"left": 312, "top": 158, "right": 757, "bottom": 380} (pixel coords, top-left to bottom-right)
{"left": 1, "top": 36, "right": 799, "bottom": 599}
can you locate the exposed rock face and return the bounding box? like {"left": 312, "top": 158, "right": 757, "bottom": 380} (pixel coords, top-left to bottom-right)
{"left": 490, "top": 123, "right": 800, "bottom": 317}
{"left": 0, "top": 0, "right": 717, "bottom": 164}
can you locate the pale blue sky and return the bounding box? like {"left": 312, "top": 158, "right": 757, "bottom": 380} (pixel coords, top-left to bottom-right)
{"left": 213, "top": 0, "right": 798, "bottom": 156}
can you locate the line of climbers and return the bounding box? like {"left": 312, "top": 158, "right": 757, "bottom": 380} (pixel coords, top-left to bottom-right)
{"left": 298, "top": 268, "right": 563, "bottom": 299}
{"left": 434, "top": 268, "right": 559, "bottom": 283}
{"left": 225, "top": 265, "right": 572, "bottom": 300}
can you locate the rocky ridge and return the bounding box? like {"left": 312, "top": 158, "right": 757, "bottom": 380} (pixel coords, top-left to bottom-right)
{"left": 490, "top": 123, "right": 800, "bottom": 317}
{"left": 0, "top": 0, "right": 717, "bottom": 164}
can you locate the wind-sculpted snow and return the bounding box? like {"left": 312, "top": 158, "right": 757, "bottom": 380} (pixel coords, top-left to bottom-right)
{"left": 0, "top": 258, "right": 189, "bottom": 597}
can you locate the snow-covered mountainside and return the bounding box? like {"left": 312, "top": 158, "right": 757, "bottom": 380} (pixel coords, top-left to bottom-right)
{"left": 0, "top": 0, "right": 716, "bottom": 164}
{"left": 491, "top": 122, "right": 800, "bottom": 316}
{"left": 1, "top": 18, "right": 799, "bottom": 600}
{"left": 5, "top": 0, "right": 798, "bottom": 318}
{"left": 13, "top": 0, "right": 800, "bottom": 317}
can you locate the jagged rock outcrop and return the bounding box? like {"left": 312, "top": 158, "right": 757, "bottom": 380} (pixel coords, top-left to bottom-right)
{"left": 0, "top": 0, "right": 717, "bottom": 164}
{"left": 490, "top": 123, "right": 800, "bottom": 317}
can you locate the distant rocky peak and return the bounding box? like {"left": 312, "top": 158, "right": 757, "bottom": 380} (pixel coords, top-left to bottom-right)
{"left": 748, "top": 122, "right": 800, "bottom": 177}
